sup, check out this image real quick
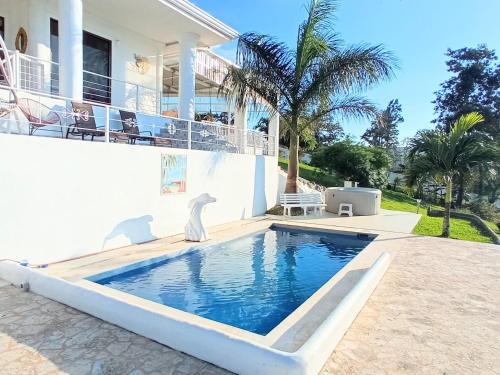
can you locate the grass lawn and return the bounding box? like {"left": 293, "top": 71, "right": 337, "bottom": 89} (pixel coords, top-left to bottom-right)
{"left": 484, "top": 219, "right": 500, "bottom": 235}
{"left": 381, "top": 190, "right": 493, "bottom": 244}
{"left": 278, "top": 156, "right": 341, "bottom": 187}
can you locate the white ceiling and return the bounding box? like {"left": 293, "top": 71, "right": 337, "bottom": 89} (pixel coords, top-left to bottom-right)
{"left": 83, "top": 0, "right": 238, "bottom": 48}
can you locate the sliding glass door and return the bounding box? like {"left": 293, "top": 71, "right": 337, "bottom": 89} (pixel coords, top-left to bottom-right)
{"left": 82, "top": 32, "right": 112, "bottom": 103}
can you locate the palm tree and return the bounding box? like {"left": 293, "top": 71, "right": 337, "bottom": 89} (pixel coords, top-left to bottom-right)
{"left": 222, "top": 0, "right": 395, "bottom": 193}
{"left": 406, "top": 112, "right": 498, "bottom": 237}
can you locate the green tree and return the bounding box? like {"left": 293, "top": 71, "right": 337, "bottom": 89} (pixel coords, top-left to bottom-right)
{"left": 361, "top": 99, "right": 404, "bottom": 149}
{"left": 433, "top": 45, "right": 500, "bottom": 136}
{"left": 314, "top": 119, "right": 345, "bottom": 146}
{"left": 406, "top": 113, "right": 497, "bottom": 237}
{"left": 311, "top": 140, "right": 391, "bottom": 188}
{"left": 279, "top": 114, "right": 345, "bottom": 151}
{"left": 433, "top": 46, "right": 500, "bottom": 204}
{"left": 482, "top": 166, "right": 500, "bottom": 203}
{"left": 222, "top": 0, "right": 395, "bottom": 193}
{"left": 255, "top": 116, "right": 320, "bottom": 151}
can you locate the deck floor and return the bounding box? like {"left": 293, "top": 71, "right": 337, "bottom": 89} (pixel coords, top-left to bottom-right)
{"left": 1, "top": 219, "right": 499, "bottom": 374}
{"left": 270, "top": 208, "right": 422, "bottom": 234}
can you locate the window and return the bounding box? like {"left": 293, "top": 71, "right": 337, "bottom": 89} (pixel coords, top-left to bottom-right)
{"left": 50, "top": 19, "right": 59, "bottom": 94}
{"left": 0, "top": 16, "right": 5, "bottom": 39}
{"left": 50, "top": 19, "right": 112, "bottom": 104}
{"left": 0, "top": 17, "right": 5, "bottom": 80}
{"left": 82, "top": 32, "right": 112, "bottom": 104}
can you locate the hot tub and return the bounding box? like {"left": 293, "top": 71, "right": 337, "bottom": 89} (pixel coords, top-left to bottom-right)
{"left": 325, "top": 187, "right": 381, "bottom": 216}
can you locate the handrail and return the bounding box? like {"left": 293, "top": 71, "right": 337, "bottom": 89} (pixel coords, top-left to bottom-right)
{"left": 2, "top": 50, "right": 276, "bottom": 155}
{"left": 0, "top": 83, "right": 169, "bottom": 121}
{"left": 194, "top": 48, "right": 231, "bottom": 86}
{"left": 197, "top": 47, "right": 238, "bottom": 68}
{"left": 0, "top": 83, "right": 274, "bottom": 156}
{"left": 9, "top": 50, "right": 158, "bottom": 113}
{"left": 7, "top": 48, "right": 235, "bottom": 91}
{"left": 15, "top": 52, "right": 155, "bottom": 92}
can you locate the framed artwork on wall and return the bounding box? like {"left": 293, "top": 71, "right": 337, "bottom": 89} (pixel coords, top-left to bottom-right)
{"left": 161, "top": 154, "right": 187, "bottom": 194}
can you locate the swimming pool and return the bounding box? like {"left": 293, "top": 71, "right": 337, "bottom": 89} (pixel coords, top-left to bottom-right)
{"left": 89, "top": 226, "right": 373, "bottom": 335}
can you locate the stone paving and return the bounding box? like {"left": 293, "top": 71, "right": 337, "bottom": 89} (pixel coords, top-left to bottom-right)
{"left": 1, "top": 235, "right": 499, "bottom": 374}
{"left": 323, "top": 236, "right": 500, "bottom": 375}
{"left": 0, "top": 278, "right": 231, "bottom": 375}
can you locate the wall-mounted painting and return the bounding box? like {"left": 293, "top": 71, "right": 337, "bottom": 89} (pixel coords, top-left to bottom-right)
{"left": 161, "top": 154, "right": 187, "bottom": 194}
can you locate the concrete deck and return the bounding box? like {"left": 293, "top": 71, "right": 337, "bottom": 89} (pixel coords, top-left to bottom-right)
{"left": 1, "top": 214, "right": 499, "bottom": 374}
{"left": 270, "top": 208, "right": 421, "bottom": 234}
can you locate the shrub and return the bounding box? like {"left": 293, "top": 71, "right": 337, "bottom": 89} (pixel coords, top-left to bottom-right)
{"left": 403, "top": 185, "right": 416, "bottom": 198}
{"left": 311, "top": 140, "right": 391, "bottom": 188}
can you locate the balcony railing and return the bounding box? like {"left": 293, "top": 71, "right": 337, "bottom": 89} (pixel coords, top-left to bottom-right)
{"left": 8, "top": 48, "right": 233, "bottom": 117}
{"left": 0, "top": 85, "right": 276, "bottom": 156}
{"left": 7, "top": 50, "right": 159, "bottom": 115}
{"left": 194, "top": 48, "right": 233, "bottom": 86}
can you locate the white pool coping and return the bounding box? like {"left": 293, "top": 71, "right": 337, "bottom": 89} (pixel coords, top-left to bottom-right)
{"left": 0, "top": 225, "right": 391, "bottom": 375}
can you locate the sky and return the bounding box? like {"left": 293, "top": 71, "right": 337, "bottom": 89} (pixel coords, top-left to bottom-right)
{"left": 191, "top": 0, "right": 500, "bottom": 141}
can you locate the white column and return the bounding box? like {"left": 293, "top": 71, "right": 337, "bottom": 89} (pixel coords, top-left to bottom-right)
{"left": 58, "top": 0, "right": 83, "bottom": 101}
{"left": 27, "top": 0, "right": 51, "bottom": 92}
{"left": 155, "top": 51, "right": 164, "bottom": 115}
{"left": 28, "top": 0, "right": 51, "bottom": 60}
{"left": 178, "top": 33, "right": 199, "bottom": 120}
{"left": 235, "top": 105, "right": 248, "bottom": 153}
{"left": 268, "top": 112, "right": 280, "bottom": 157}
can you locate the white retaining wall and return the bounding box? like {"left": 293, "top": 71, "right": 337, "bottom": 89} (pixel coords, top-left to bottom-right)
{"left": 0, "top": 133, "right": 278, "bottom": 264}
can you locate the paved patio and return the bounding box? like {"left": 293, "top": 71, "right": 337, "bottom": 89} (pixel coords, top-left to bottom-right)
{"left": 270, "top": 208, "right": 421, "bottom": 234}
{"left": 1, "top": 219, "right": 499, "bottom": 374}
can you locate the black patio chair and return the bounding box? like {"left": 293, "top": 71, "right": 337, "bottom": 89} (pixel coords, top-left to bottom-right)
{"left": 66, "top": 102, "right": 105, "bottom": 140}
{"left": 119, "top": 110, "right": 155, "bottom": 145}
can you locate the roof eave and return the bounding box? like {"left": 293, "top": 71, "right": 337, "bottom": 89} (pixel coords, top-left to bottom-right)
{"left": 159, "top": 0, "right": 239, "bottom": 42}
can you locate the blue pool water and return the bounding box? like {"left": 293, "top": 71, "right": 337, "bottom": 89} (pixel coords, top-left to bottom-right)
{"left": 90, "top": 226, "right": 373, "bottom": 335}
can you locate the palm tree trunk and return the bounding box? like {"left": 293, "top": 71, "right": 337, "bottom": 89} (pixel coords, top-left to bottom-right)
{"left": 456, "top": 172, "right": 465, "bottom": 208}
{"left": 442, "top": 179, "right": 452, "bottom": 238}
{"left": 285, "top": 134, "right": 299, "bottom": 193}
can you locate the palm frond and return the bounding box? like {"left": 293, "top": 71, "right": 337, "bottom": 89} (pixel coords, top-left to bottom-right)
{"left": 299, "top": 44, "right": 396, "bottom": 110}
{"left": 220, "top": 0, "right": 397, "bottom": 157}
{"left": 295, "top": 0, "right": 338, "bottom": 81}
{"left": 405, "top": 154, "right": 436, "bottom": 186}
{"left": 223, "top": 65, "right": 281, "bottom": 113}
{"left": 303, "top": 95, "right": 377, "bottom": 127}
{"left": 407, "top": 112, "right": 498, "bottom": 185}
{"left": 450, "top": 112, "right": 484, "bottom": 137}
{"left": 221, "top": 33, "right": 294, "bottom": 113}
{"left": 449, "top": 112, "right": 484, "bottom": 152}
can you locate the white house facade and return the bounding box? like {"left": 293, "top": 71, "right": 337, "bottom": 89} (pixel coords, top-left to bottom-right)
{"left": 0, "top": 0, "right": 279, "bottom": 263}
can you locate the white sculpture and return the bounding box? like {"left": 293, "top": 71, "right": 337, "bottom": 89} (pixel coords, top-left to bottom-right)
{"left": 185, "top": 193, "right": 216, "bottom": 242}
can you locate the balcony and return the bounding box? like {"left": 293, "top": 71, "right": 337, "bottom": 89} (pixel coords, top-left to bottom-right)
{"left": 0, "top": 86, "right": 275, "bottom": 156}
{"left": 4, "top": 47, "right": 237, "bottom": 116}
{"left": 0, "top": 49, "right": 276, "bottom": 156}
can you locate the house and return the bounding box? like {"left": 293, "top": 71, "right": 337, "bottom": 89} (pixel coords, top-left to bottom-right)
{"left": 1, "top": 0, "right": 230, "bottom": 113}
{"left": 0, "top": 0, "right": 279, "bottom": 137}
{"left": 0, "top": 0, "right": 279, "bottom": 264}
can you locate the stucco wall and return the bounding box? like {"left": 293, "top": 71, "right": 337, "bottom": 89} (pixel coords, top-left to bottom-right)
{"left": 0, "top": 133, "right": 278, "bottom": 264}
